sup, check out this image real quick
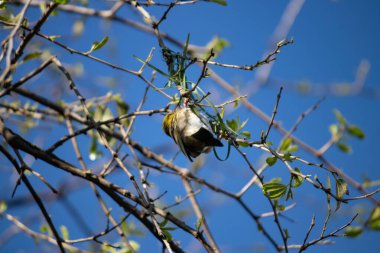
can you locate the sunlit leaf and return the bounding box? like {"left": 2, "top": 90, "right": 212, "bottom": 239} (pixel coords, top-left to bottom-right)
{"left": 335, "top": 178, "right": 349, "bottom": 211}
{"left": 292, "top": 168, "right": 304, "bottom": 188}
{"left": 345, "top": 226, "right": 363, "bottom": 238}
{"left": 209, "top": 0, "right": 227, "bottom": 6}
{"left": 226, "top": 119, "right": 237, "bottom": 132}
{"left": 368, "top": 206, "right": 380, "bottom": 230}
{"left": 337, "top": 142, "right": 352, "bottom": 153}
{"left": 347, "top": 125, "right": 365, "bottom": 139}
{"left": 334, "top": 109, "right": 346, "bottom": 125}
{"left": 60, "top": 225, "right": 69, "bottom": 240}
{"left": 23, "top": 52, "right": 42, "bottom": 62}
{"left": 241, "top": 131, "right": 251, "bottom": 139}
{"left": 280, "top": 138, "right": 292, "bottom": 151}
{"left": 263, "top": 182, "right": 287, "bottom": 200}
{"left": 54, "top": 0, "right": 69, "bottom": 4}
{"left": 87, "top": 36, "right": 109, "bottom": 54}
{"left": 266, "top": 156, "right": 277, "bottom": 167}
{"left": 0, "top": 201, "right": 7, "bottom": 212}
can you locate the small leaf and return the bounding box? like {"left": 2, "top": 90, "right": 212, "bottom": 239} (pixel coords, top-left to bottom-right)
{"left": 241, "top": 131, "right": 251, "bottom": 139}
{"left": 162, "top": 230, "right": 172, "bottom": 241}
{"left": 87, "top": 36, "right": 109, "bottom": 54}
{"left": 329, "top": 124, "right": 339, "bottom": 139}
{"left": 23, "top": 52, "right": 42, "bottom": 62}
{"left": 368, "top": 206, "right": 380, "bottom": 230}
{"left": 0, "top": 1, "right": 7, "bottom": 10}
{"left": 337, "top": 142, "right": 352, "bottom": 153}
{"left": 345, "top": 226, "right": 363, "bottom": 238}
{"left": 334, "top": 109, "right": 346, "bottom": 125}
{"left": 209, "top": 0, "right": 227, "bottom": 6}
{"left": 159, "top": 218, "right": 169, "bottom": 228}
{"left": 237, "top": 141, "right": 249, "bottom": 147}
{"left": 326, "top": 175, "right": 331, "bottom": 207}
{"left": 283, "top": 153, "right": 293, "bottom": 162}
{"left": 292, "top": 168, "right": 304, "bottom": 188}
{"left": 60, "top": 225, "right": 69, "bottom": 240}
{"left": 239, "top": 118, "right": 249, "bottom": 131}
{"left": 266, "top": 156, "right": 277, "bottom": 167}
{"left": 226, "top": 119, "right": 238, "bottom": 132}
{"left": 72, "top": 19, "right": 84, "bottom": 36}
{"left": 287, "top": 145, "right": 298, "bottom": 153}
{"left": 47, "top": 35, "right": 61, "bottom": 41}
{"left": 196, "top": 216, "right": 204, "bottom": 232}
{"left": 336, "top": 178, "right": 349, "bottom": 198}
{"left": 204, "top": 36, "right": 230, "bottom": 58}
{"left": 347, "top": 125, "right": 365, "bottom": 139}
{"left": 262, "top": 182, "right": 288, "bottom": 200}
{"left": 286, "top": 188, "right": 293, "bottom": 200}
{"left": 0, "top": 201, "right": 7, "bottom": 212}
{"left": 279, "top": 138, "right": 292, "bottom": 151}
{"left": 335, "top": 178, "right": 349, "bottom": 211}
{"left": 54, "top": 0, "right": 69, "bottom": 4}
{"left": 283, "top": 228, "right": 290, "bottom": 239}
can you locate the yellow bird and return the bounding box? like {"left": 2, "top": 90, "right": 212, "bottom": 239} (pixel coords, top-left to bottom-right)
{"left": 162, "top": 107, "right": 223, "bottom": 161}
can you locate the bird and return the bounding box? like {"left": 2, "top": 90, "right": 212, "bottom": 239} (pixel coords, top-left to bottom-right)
{"left": 162, "top": 107, "right": 223, "bottom": 161}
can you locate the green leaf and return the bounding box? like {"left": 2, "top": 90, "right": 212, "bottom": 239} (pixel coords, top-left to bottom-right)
{"left": 0, "top": 1, "right": 7, "bottom": 10}
{"left": 279, "top": 138, "right": 292, "bottom": 151}
{"left": 326, "top": 175, "right": 331, "bottom": 207}
{"left": 286, "top": 188, "right": 293, "bottom": 200}
{"left": 159, "top": 218, "right": 169, "bottom": 228}
{"left": 196, "top": 216, "right": 204, "bottom": 232}
{"left": 0, "top": 201, "right": 7, "bottom": 212}
{"left": 337, "top": 142, "right": 352, "bottom": 153}
{"left": 283, "top": 228, "right": 290, "bottom": 239}
{"left": 345, "top": 226, "right": 363, "bottom": 238}
{"left": 239, "top": 118, "right": 249, "bottom": 131}
{"left": 241, "top": 131, "right": 251, "bottom": 139}
{"left": 334, "top": 109, "right": 346, "bottom": 125}
{"left": 262, "top": 182, "right": 288, "bottom": 200}
{"left": 47, "top": 35, "right": 61, "bottom": 41}
{"left": 266, "top": 156, "right": 277, "bottom": 167}
{"left": 72, "top": 19, "right": 84, "bottom": 36}
{"left": 60, "top": 225, "right": 69, "bottom": 240}
{"left": 283, "top": 153, "right": 293, "bottom": 162}
{"left": 22, "top": 52, "right": 42, "bottom": 62}
{"left": 162, "top": 230, "right": 172, "bottom": 241}
{"left": 368, "top": 206, "right": 380, "bottom": 230}
{"left": 347, "top": 125, "right": 365, "bottom": 139}
{"left": 87, "top": 36, "right": 109, "bottom": 54}
{"left": 287, "top": 145, "right": 298, "bottom": 153}
{"left": 329, "top": 124, "right": 339, "bottom": 139}
{"left": 335, "top": 178, "right": 348, "bottom": 211}
{"left": 204, "top": 36, "right": 230, "bottom": 58}
{"left": 162, "top": 227, "right": 177, "bottom": 231}
{"left": 226, "top": 119, "right": 238, "bottom": 132}
{"left": 292, "top": 168, "right": 304, "bottom": 188}
{"left": 209, "top": 0, "right": 227, "bottom": 6}
{"left": 54, "top": 0, "right": 69, "bottom": 5}
{"left": 237, "top": 141, "right": 249, "bottom": 147}
{"left": 40, "top": 225, "right": 52, "bottom": 236}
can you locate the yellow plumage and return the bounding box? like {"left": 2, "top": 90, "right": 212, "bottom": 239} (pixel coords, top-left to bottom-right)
{"left": 162, "top": 107, "right": 223, "bottom": 161}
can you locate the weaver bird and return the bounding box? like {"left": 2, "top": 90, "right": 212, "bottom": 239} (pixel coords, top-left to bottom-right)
{"left": 162, "top": 107, "right": 223, "bottom": 161}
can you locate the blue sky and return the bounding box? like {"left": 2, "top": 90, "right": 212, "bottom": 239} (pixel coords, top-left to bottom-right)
{"left": 1, "top": 1, "right": 380, "bottom": 252}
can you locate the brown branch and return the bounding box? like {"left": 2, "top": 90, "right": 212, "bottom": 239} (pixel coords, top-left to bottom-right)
{"left": 0, "top": 145, "right": 66, "bottom": 253}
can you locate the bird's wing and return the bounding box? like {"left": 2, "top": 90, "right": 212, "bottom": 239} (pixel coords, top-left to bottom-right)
{"left": 192, "top": 127, "right": 223, "bottom": 147}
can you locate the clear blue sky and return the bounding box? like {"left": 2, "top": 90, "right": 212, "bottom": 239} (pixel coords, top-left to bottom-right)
{"left": 1, "top": 1, "right": 380, "bottom": 252}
